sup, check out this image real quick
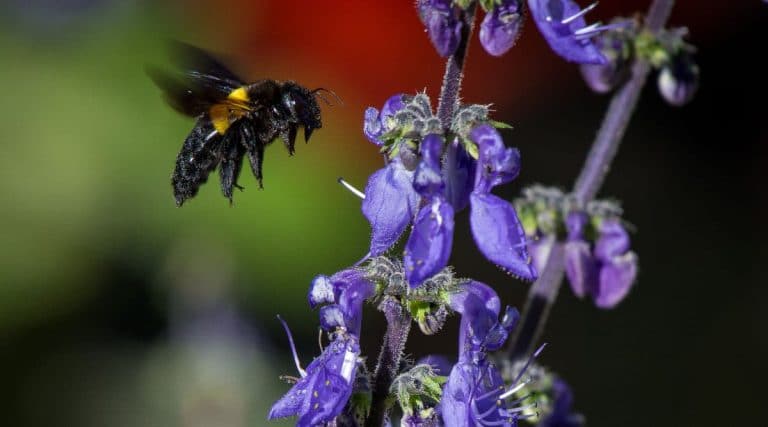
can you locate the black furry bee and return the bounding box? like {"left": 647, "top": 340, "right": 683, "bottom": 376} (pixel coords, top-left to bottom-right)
{"left": 149, "top": 42, "right": 331, "bottom": 206}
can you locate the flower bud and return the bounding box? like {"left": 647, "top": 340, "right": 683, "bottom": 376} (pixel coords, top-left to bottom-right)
{"left": 479, "top": 1, "right": 523, "bottom": 57}
{"left": 658, "top": 54, "right": 699, "bottom": 106}
{"left": 417, "top": 0, "right": 463, "bottom": 57}
{"left": 580, "top": 19, "right": 637, "bottom": 93}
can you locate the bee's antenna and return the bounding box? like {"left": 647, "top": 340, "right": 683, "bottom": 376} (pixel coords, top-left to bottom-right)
{"left": 312, "top": 88, "right": 344, "bottom": 106}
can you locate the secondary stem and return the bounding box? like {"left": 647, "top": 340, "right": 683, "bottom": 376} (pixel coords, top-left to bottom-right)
{"left": 367, "top": 299, "right": 413, "bottom": 426}
{"left": 508, "top": 0, "right": 676, "bottom": 359}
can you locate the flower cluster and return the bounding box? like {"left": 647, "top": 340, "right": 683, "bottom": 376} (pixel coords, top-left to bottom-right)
{"left": 563, "top": 211, "right": 638, "bottom": 309}
{"left": 269, "top": 269, "right": 375, "bottom": 426}
{"left": 362, "top": 93, "right": 536, "bottom": 287}
{"left": 581, "top": 19, "right": 699, "bottom": 106}
{"left": 516, "top": 186, "right": 638, "bottom": 308}
{"left": 417, "top": 0, "right": 611, "bottom": 64}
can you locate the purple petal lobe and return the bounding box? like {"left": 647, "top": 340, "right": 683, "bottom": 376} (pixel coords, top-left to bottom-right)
{"left": 594, "top": 219, "right": 630, "bottom": 261}
{"left": 443, "top": 140, "right": 476, "bottom": 211}
{"left": 470, "top": 124, "right": 521, "bottom": 192}
{"left": 527, "top": 0, "right": 607, "bottom": 64}
{"left": 470, "top": 192, "right": 537, "bottom": 281}
{"left": 269, "top": 336, "right": 359, "bottom": 425}
{"left": 308, "top": 274, "right": 335, "bottom": 308}
{"left": 413, "top": 134, "right": 445, "bottom": 197}
{"left": 595, "top": 251, "right": 637, "bottom": 309}
{"left": 565, "top": 210, "right": 589, "bottom": 240}
{"left": 418, "top": 0, "right": 463, "bottom": 57}
{"left": 363, "top": 107, "right": 383, "bottom": 145}
{"left": 480, "top": 1, "right": 523, "bottom": 56}
{"left": 336, "top": 272, "right": 376, "bottom": 336}
{"left": 564, "top": 240, "right": 597, "bottom": 298}
{"left": 441, "top": 362, "right": 508, "bottom": 427}
{"left": 404, "top": 198, "right": 455, "bottom": 287}
{"left": 362, "top": 163, "right": 420, "bottom": 256}
{"left": 319, "top": 305, "right": 345, "bottom": 331}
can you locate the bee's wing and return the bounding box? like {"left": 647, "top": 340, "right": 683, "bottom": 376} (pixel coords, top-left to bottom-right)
{"left": 170, "top": 41, "right": 244, "bottom": 84}
{"left": 147, "top": 68, "right": 242, "bottom": 117}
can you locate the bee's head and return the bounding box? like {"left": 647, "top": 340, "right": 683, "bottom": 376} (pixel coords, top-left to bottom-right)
{"left": 281, "top": 82, "right": 323, "bottom": 142}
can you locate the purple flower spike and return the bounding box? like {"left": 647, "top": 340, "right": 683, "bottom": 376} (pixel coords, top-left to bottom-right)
{"left": 413, "top": 134, "right": 446, "bottom": 197}
{"left": 404, "top": 198, "right": 455, "bottom": 287}
{"left": 418, "top": 0, "right": 463, "bottom": 57}
{"left": 480, "top": 0, "right": 524, "bottom": 56}
{"left": 362, "top": 161, "right": 420, "bottom": 256}
{"left": 527, "top": 0, "right": 608, "bottom": 64}
{"left": 470, "top": 192, "right": 537, "bottom": 281}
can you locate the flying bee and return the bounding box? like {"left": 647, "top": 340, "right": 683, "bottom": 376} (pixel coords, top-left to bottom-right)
{"left": 149, "top": 42, "right": 335, "bottom": 206}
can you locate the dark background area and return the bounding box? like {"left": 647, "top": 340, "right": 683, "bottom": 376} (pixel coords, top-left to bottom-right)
{"left": 0, "top": 1, "right": 765, "bottom": 426}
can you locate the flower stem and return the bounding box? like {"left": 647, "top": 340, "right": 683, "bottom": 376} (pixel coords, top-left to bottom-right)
{"left": 367, "top": 298, "right": 412, "bottom": 426}
{"left": 508, "top": 0, "right": 676, "bottom": 359}
{"left": 436, "top": 4, "right": 477, "bottom": 128}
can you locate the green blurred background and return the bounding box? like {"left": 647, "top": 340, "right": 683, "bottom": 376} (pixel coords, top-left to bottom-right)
{"left": 0, "top": 0, "right": 765, "bottom": 426}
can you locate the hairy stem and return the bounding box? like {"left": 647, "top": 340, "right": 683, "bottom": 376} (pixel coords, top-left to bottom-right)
{"left": 367, "top": 298, "right": 412, "bottom": 426}
{"left": 436, "top": 4, "right": 477, "bottom": 128}
{"left": 508, "top": 0, "right": 676, "bottom": 359}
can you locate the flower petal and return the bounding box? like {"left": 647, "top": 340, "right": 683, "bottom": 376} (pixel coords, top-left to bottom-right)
{"left": 413, "top": 134, "right": 445, "bottom": 198}
{"left": 319, "top": 305, "right": 345, "bottom": 331}
{"left": 479, "top": 1, "right": 523, "bottom": 56}
{"left": 564, "top": 240, "right": 597, "bottom": 298}
{"left": 470, "top": 124, "right": 521, "bottom": 193}
{"left": 443, "top": 140, "right": 476, "bottom": 211}
{"left": 595, "top": 251, "right": 637, "bottom": 309}
{"left": 362, "top": 163, "right": 420, "bottom": 256}
{"left": 404, "top": 198, "right": 455, "bottom": 287}
{"left": 470, "top": 192, "right": 537, "bottom": 281}
{"left": 308, "top": 274, "right": 335, "bottom": 308}
{"left": 363, "top": 107, "right": 383, "bottom": 145}
{"left": 418, "top": 0, "right": 463, "bottom": 57}
{"left": 527, "top": 0, "right": 607, "bottom": 64}
{"left": 594, "top": 219, "right": 630, "bottom": 261}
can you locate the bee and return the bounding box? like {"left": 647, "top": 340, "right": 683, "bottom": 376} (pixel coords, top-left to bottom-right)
{"left": 149, "top": 42, "right": 333, "bottom": 206}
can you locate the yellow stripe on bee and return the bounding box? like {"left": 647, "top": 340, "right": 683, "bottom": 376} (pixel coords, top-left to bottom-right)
{"left": 227, "top": 87, "right": 249, "bottom": 103}
{"left": 209, "top": 87, "right": 250, "bottom": 134}
{"left": 209, "top": 104, "right": 231, "bottom": 134}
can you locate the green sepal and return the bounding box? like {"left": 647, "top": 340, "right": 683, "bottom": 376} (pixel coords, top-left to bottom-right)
{"left": 489, "top": 119, "right": 514, "bottom": 129}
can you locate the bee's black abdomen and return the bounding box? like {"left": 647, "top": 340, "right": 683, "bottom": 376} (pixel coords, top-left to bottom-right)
{"left": 172, "top": 119, "right": 223, "bottom": 206}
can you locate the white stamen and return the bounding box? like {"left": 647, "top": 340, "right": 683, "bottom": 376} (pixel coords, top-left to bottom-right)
{"left": 561, "top": 2, "right": 598, "bottom": 25}
{"left": 499, "top": 379, "right": 531, "bottom": 400}
{"left": 337, "top": 177, "right": 366, "bottom": 199}
{"left": 574, "top": 22, "right": 602, "bottom": 36}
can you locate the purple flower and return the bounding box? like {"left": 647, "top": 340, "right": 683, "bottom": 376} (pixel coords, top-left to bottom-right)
{"left": 564, "top": 213, "right": 638, "bottom": 308}
{"left": 364, "top": 94, "right": 407, "bottom": 145}
{"left": 480, "top": 0, "right": 524, "bottom": 56}
{"left": 469, "top": 125, "right": 535, "bottom": 282}
{"left": 440, "top": 281, "right": 538, "bottom": 427}
{"left": 580, "top": 19, "right": 637, "bottom": 93}
{"left": 270, "top": 269, "right": 375, "bottom": 425}
{"left": 417, "top": 0, "right": 463, "bottom": 57}
{"left": 268, "top": 331, "right": 361, "bottom": 427}
{"left": 527, "top": 0, "right": 608, "bottom": 64}
{"left": 361, "top": 109, "right": 536, "bottom": 286}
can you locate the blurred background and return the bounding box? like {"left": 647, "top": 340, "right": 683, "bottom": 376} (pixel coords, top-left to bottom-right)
{"left": 0, "top": 0, "right": 764, "bottom": 426}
